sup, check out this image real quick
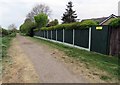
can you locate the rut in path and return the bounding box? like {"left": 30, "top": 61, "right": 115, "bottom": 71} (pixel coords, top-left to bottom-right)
{"left": 17, "top": 34, "right": 88, "bottom": 83}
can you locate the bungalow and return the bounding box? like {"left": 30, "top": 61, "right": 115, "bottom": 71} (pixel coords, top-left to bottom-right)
{"left": 82, "top": 14, "right": 120, "bottom": 25}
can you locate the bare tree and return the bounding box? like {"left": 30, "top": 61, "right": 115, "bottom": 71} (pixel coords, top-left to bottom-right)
{"left": 8, "top": 24, "right": 17, "bottom": 32}
{"left": 26, "top": 4, "right": 52, "bottom": 21}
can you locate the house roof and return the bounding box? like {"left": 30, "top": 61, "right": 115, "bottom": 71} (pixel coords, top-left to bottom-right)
{"left": 81, "top": 14, "right": 120, "bottom": 25}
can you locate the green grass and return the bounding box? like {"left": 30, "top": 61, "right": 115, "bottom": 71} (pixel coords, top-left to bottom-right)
{"left": 0, "top": 33, "right": 16, "bottom": 76}
{"left": 29, "top": 37, "right": 119, "bottom": 81}
{"left": 0, "top": 37, "right": 2, "bottom": 59}
{"left": 1, "top": 33, "right": 16, "bottom": 58}
{"left": 0, "top": 37, "right": 2, "bottom": 77}
{"left": 2, "top": 36, "right": 12, "bottom": 58}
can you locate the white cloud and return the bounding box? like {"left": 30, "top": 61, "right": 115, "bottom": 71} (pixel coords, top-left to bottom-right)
{"left": 0, "top": 0, "right": 119, "bottom": 29}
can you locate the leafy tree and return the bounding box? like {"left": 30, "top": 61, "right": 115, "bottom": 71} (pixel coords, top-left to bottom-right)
{"left": 26, "top": 4, "right": 51, "bottom": 21}
{"left": 20, "top": 18, "right": 36, "bottom": 37}
{"left": 61, "top": 1, "right": 77, "bottom": 23}
{"left": 47, "top": 19, "right": 59, "bottom": 27}
{"left": 34, "top": 13, "right": 48, "bottom": 28}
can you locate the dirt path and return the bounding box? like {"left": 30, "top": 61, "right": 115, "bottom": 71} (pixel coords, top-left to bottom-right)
{"left": 15, "top": 34, "right": 89, "bottom": 83}
{"left": 2, "top": 37, "right": 40, "bottom": 83}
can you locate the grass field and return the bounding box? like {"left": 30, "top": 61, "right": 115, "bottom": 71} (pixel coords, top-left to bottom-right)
{"left": 29, "top": 37, "right": 119, "bottom": 82}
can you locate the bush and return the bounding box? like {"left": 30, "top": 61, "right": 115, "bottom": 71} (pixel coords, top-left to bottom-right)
{"left": 109, "top": 18, "right": 120, "bottom": 28}
{"left": 47, "top": 19, "right": 59, "bottom": 27}
{"left": 1, "top": 28, "right": 9, "bottom": 37}
{"left": 20, "top": 19, "right": 36, "bottom": 37}
{"left": 38, "top": 20, "right": 98, "bottom": 31}
{"left": 80, "top": 20, "right": 98, "bottom": 28}
{"left": 8, "top": 33, "right": 16, "bottom": 37}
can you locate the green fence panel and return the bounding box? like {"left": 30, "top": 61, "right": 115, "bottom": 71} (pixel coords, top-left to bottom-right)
{"left": 91, "top": 26, "right": 110, "bottom": 55}
{"left": 45, "top": 30, "right": 47, "bottom": 38}
{"left": 39, "top": 31, "right": 41, "bottom": 37}
{"left": 48, "top": 31, "right": 51, "bottom": 39}
{"left": 41, "top": 31, "right": 44, "bottom": 37}
{"left": 64, "top": 29, "right": 73, "bottom": 44}
{"left": 74, "top": 29, "right": 89, "bottom": 48}
{"left": 57, "top": 29, "right": 63, "bottom": 42}
{"left": 52, "top": 30, "right": 56, "bottom": 40}
{"left": 34, "top": 31, "right": 39, "bottom": 36}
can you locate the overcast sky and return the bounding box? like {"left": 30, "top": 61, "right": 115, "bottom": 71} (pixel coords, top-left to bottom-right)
{"left": 0, "top": 0, "right": 119, "bottom": 29}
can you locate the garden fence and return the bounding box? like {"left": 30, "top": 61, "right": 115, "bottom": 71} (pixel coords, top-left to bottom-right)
{"left": 34, "top": 25, "right": 111, "bottom": 55}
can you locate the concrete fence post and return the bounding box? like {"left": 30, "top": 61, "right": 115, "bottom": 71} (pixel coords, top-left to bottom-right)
{"left": 89, "top": 27, "right": 92, "bottom": 51}
{"left": 51, "top": 30, "right": 52, "bottom": 40}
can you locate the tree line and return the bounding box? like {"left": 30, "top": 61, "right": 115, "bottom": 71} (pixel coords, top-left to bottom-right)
{"left": 0, "top": 24, "right": 17, "bottom": 37}
{"left": 20, "top": 1, "right": 120, "bottom": 37}
{"left": 20, "top": 1, "right": 78, "bottom": 37}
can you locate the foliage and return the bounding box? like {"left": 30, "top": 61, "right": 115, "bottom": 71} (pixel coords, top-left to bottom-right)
{"left": 47, "top": 19, "right": 59, "bottom": 27}
{"left": 33, "top": 28, "right": 40, "bottom": 32}
{"left": 0, "top": 25, "right": 17, "bottom": 37}
{"left": 1, "top": 37, "right": 11, "bottom": 58}
{"left": 8, "top": 32, "right": 16, "bottom": 37}
{"left": 1, "top": 28, "right": 9, "bottom": 37}
{"left": 20, "top": 18, "right": 36, "bottom": 37}
{"left": 109, "top": 18, "right": 120, "bottom": 28}
{"left": 6, "top": 24, "right": 17, "bottom": 36}
{"left": 61, "top": 1, "right": 77, "bottom": 23}
{"left": 80, "top": 20, "right": 98, "bottom": 28}
{"left": 39, "top": 21, "right": 98, "bottom": 31}
{"left": 20, "top": 13, "right": 48, "bottom": 37}
{"left": 1, "top": 32, "right": 16, "bottom": 58}
{"left": 34, "top": 13, "right": 48, "bottom": 28}
{"left": 26, "top": 4, "right": 51, "bottom": 21}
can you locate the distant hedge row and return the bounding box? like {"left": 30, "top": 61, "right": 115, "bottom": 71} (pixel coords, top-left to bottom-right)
{"left": 34, "top": 20, "right": 98, "bottom": 31}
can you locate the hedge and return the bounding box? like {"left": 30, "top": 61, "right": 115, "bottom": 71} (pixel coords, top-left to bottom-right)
{"left": 109, "top": 18, "right": 120, "bottom": 28}
{"left": 34, "top": 20, "right": 98, "bottom": 31}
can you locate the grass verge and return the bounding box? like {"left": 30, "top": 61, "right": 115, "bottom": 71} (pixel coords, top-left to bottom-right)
{"left": 1, "top": 33, "right": 16, "bottom": 78}
{"left": 29, "top": 37, "right": 119, "bottom": 82}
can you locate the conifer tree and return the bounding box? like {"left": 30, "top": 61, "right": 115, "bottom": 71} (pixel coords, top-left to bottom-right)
{"left": 61, "top": 1, "right": 77, "bottom": 23}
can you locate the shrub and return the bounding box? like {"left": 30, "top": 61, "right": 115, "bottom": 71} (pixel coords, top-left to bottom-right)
{"left": 2, "top": 28, "right": 9, "bottom": 36}
{"left": 80, "top": 20, "right": 98, "bottom": 28}
{"left": 8, "top": 33, "right": 16, "bottom": 37}
{"left": 20, "top": 19, "right": 36, "bottom": 37}
{"left": 109, "top": 18, "right": 120, "bottom": 28}
{"left": 47, "top": 19, "right": 59, "bottom": 27}
{"left": 39, "top": 20, "right": 98, "bottom": 31}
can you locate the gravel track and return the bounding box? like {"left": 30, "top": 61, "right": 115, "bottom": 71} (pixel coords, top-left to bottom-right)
{"left": 16, "top": 34, "right": 88, "bottom": 83}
